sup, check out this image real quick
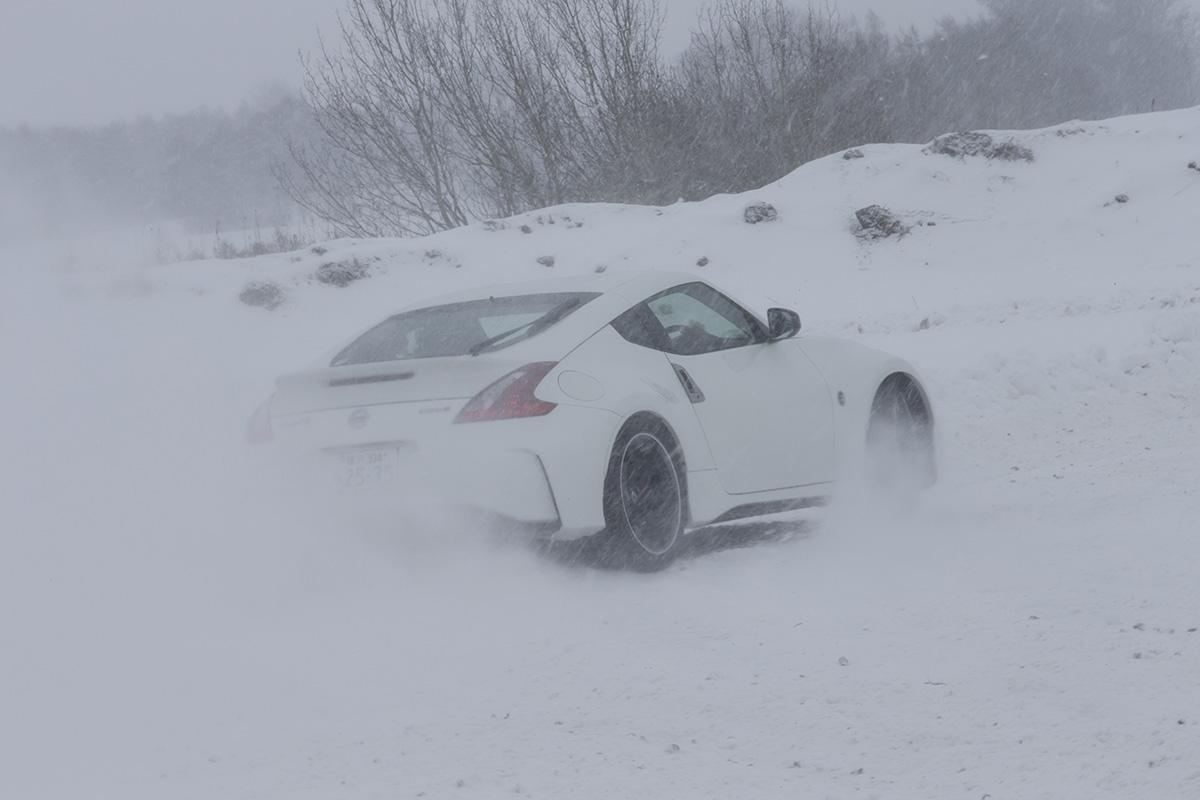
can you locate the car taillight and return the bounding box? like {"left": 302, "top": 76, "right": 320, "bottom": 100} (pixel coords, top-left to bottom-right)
{"left": 454, "top": 362, "right": 558, "bottom": 424}
{"left": 245, "top": 394, "right": 275, "bottom": 443}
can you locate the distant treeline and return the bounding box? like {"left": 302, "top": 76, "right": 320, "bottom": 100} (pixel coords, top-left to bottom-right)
{"left": 288, "top": 0, "right": 1200, "bottom": 237}
{"left": 0, "top": 88, "right": 319, "bottom": 242}
{"left": 3, "top": 0, "right": 1197, "bottom": 243}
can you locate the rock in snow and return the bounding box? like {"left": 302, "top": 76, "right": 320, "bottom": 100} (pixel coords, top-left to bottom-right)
{"left": 855, "top": 205, "right": 910, "bottom": 239}
{"left": 743, "top": 202, "right": 778, "bottom": 224}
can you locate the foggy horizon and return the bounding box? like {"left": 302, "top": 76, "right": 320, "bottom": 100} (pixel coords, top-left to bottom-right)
{"left": 1, "top": 0, "right": 986, "bottom": 128}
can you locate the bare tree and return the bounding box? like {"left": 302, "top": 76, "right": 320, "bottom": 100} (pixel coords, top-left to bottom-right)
{"left": 282, "top": 0, "right": 671, "bottom": 236}
{"left": 676, "top": 1, "right": 886, "bottom": 194}
{"left": 280, "top": 0, "right": 475, "bottom": 237}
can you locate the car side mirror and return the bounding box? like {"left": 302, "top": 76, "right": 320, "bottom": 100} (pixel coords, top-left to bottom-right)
{"left": 767, "top": 308, "right": 801, "bottom": 340}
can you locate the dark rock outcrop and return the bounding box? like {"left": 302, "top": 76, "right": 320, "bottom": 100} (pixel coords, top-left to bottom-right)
{"left": 744, "top": 202, "right": 779, "bottom": 224}
{"left": 855, "top": 205, "right": 910, "bottom": 240}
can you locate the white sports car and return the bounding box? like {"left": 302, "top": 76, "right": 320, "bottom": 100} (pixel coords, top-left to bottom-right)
{"left": 251, "top": 271, "right": 935, "bottom": 569}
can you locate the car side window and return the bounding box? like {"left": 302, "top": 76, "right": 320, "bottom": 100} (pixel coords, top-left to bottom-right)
{"left": 612, "top": 303, "right": 672, "bottom": 351}
{"left": 643, "top": 283, "right": 766, "bottom": 356}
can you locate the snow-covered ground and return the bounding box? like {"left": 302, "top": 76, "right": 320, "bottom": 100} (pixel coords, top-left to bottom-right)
{"left": 3, "top": 108, "right": 1199, "bottom": 798}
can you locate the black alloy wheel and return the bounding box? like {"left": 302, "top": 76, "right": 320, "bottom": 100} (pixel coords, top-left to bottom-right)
{"left": 597, "top": 418, "right": 686, "bottom": 571}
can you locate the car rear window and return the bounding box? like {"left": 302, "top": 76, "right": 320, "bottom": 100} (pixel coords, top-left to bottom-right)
{"left": 330, "top": 292, "right": 600, "bottom": 366}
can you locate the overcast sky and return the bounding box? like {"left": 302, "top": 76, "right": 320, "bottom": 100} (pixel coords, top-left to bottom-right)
{"left": 1, "top": 0, "right": 987, "bottom": 127}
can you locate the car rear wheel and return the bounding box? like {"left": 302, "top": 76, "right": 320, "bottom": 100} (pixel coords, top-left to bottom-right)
{"left": 596, "top": 417, "right": 686, "bottom": 572}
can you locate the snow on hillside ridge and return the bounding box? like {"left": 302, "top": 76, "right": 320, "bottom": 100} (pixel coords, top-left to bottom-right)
{"left": 3, "top": 107, "right": 1200, "bottom": 799}
{"left": 81, "top": 107, "right": 1200, "bottom": 360}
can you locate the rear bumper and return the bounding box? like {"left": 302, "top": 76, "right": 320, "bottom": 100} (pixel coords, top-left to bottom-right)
{"left": 271, "top": 403, "right": 620, "bottom": 540}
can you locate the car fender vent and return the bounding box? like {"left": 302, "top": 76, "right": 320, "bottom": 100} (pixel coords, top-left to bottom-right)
{"left": 671, "top": 364, "right": 706, "bottom": 403}
{"left": 328, "top": 372, "right": 415, "bottom": 387}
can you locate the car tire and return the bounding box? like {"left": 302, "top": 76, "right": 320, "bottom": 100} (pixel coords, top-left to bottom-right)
{"left": 594, "top": 416, "right": 687, "bottom": 572}
{"left": 865, "top": 375, "right": 936, "bottom": 496}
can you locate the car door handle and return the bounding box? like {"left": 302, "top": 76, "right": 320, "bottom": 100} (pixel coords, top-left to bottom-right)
{"left": 671, "top": 364, "right": 706, "bottom": 403}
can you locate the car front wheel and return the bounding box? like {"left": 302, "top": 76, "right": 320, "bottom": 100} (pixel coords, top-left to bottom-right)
{"left": 866, "top": 375, "right": 936, "bottom": 495}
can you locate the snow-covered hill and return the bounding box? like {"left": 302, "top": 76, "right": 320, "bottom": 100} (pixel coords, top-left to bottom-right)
{"left": 3, "top": 107, "right": 1199, "bottom": 798}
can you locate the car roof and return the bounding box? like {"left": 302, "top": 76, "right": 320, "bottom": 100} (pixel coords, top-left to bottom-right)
{"left": 371, "top": 270, "right": 719, "bottom": 362}
{"left": 320, "top": 270, "right": 771, "bottom": 367}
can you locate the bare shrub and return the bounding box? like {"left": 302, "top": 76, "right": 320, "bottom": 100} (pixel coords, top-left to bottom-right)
{"left": 239, "top": 281, "right": 287, "bottom": 310}
{"left": 926, "top": 132, "right": 1034, "bottom": 162}
{"left": 281, "top": 0, "right": 676, "bottom": 237}
{"left": 676, "top": 1, "right": 893, "bottom": 196}
{"left": 212, "top": 227, "right": 313, "bottom": 260}
{"left": 316, "top": 257, "right": 370, "bottom": 287}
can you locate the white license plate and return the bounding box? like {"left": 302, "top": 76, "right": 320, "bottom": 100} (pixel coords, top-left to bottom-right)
{"left": 334, "top": 447, "right": 402, "bottom": 489}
